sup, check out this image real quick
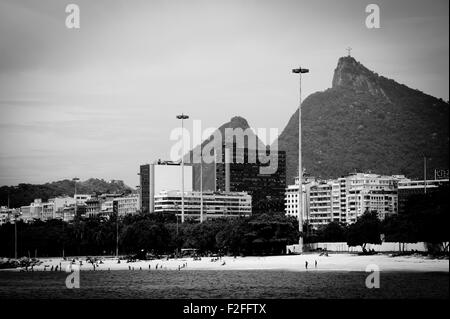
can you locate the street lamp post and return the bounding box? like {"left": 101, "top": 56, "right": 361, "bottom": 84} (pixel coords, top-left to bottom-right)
{"left": 14, "top": 215, "right": 17, "bottom": 259}
{"left": 176, "top": 114, "right": 189, "bottom": 223}
{"left": 73, "top": 177, "right": 80, "bottom": 218}
{"left": 116, "top": 209, "right": 119, "bottom": 257}
{"left": 292, "top": 67, "right": 309, "bottom": 250}
{"left": 136, "top": 185, "right": 141, "bottom": 213}
{"left": 200, "top": 146, "right": 204, "bottom": 223}
{"left": 7, "top": 193, "right": 17, "bottom": 260}
{"left": 175, "top": 203, "right": 179, "bottom": 235}
{"left": 424, "top": 156, "right": 427, "bottom": 194}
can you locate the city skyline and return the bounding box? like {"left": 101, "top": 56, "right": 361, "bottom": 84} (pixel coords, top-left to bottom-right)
{"left": 0, "top": 0, "right": 449, "bottom": 187}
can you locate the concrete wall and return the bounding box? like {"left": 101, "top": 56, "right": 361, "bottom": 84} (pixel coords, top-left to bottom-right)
{"left": 287, "top": 242, "right": 428, "bottom": 253}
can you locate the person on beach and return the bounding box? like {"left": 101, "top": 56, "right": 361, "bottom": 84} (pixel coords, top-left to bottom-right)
{"left": 315, "top": 260, "right": 317, "bottom": 268}
{"left": 149, "top": 264, "right": 151, "bottom": 270}
{"left": 305, "top": 261, "right": 308, "bottom": 269}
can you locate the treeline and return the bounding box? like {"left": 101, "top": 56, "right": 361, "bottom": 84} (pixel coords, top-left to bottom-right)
{"left": 0, "top": 212, "right": 300, "bottom": 258}
{"left": 1, "top": 187, "right": 447, "bottom": 258}
{"left": 306, "top": 186, "right": 449, "bottom": 254}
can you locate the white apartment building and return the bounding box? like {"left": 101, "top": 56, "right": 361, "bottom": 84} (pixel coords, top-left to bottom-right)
{"left": 113, "top": 195, "right": 139, "bottom": 217}
{"left": 285, "top": 176, "right": 318, "bottom": 221}
{"left": 0, "top": 206, "right": 19, "bottom": 225}
{"left": 154, "top": 190, "right": 252, "bottom": 222}
{"left": 15, "top": 193, "right": 139, "bottom": 222}
{"left": 339, "top": 173, "right": 408, "bottom": 223}
{"left": 20, "top": 199, "right": 45, "bottom": 222}
{"left": 49, "top": 196, "right": 76, "bottom": 212}
{"left": 309, "top": 182, "right": 338, "bottom": 226}
{"left": 285, "top": 173, "right": 411, "bottom": 228}
{"left": 101, "top": 200, "right": 114, "bottom": 214}
{"left": 74, "top": 194, "right": 92, "bottom": 204}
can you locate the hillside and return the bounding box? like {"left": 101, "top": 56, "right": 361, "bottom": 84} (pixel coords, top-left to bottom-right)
{"left": 278, "top": 56, "right": 449, "bottom": 184}
{"left": 0, "top": 178, "right": 134, "bottom": 208}
{"left": 188, "top": 116, "right": 265, "bottom": 191}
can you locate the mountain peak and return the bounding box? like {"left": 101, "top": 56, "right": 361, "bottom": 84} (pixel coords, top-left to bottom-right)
{"left": 277, "top": 56, "right": 449, "bottom": 184}
{"left": 332, "top": 56, "right": 387, "bottom": 98}
{"left": 227, "top": 116, "right": 250, "bottom": 129}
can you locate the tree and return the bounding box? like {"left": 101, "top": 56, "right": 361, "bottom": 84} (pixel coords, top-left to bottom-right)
{"left": 316, "top": 221, "right": 347, "bottom": 242}
{"left": 402, "top": 186, "right": 449, "bottom": 253}
{"left": 347, "top": 210, "right": 382, "bottom": 252}
{"left": 382, "top": 214, "right": 416, "bottom": 245}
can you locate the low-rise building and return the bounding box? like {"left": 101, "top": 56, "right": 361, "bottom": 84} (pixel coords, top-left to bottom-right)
{"left": 85, "top": 198, "right": 102, "bottom": 217}
{"left": 101, "top": 200, "right": 114, "bottom": 215}
{"left": 154, "top": 190, "right": 252, "bottom": 222}
{"left": 113, "top": 195, "right": 139, "bottom": 217}
{"left": 0, "top": 206, "right": 19, "bottom": 225}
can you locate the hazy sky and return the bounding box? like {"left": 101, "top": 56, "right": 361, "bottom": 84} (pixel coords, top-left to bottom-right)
{"left": 0, "top": 0, "right": 448, "bottom": 187}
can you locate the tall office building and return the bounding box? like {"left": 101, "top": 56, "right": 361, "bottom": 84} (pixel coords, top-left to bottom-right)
{"left": 215, "top": 145, "right": 286, "bottom": 214}
{"left": 140, "top": 164, "right": 151, "bottom": 213}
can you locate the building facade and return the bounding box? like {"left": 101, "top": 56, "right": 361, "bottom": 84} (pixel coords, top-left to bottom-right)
{"left": 0, "top": 206, "right": 19, "bottom": 225}
{"left": 285, "top": 172, "right": 411, "bottom": 229}
{"left": 140, "top": 161, "right": 193, "bottom": 214}
{"left": 154, "top": 190, "right": 252, "bottom": 221}
{"left": 215, "top": 146, "right": 286, "bottom": 214}
{"left": 113, "top": 195, "right": 139, "bottom": 217}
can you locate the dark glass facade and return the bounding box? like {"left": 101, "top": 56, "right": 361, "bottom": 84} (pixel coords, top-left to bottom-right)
{"left": 215, "top": 145, "right": 286, "bottom": 214}
{"left": 140, "top": 164, "right": 150, "bottom": 214}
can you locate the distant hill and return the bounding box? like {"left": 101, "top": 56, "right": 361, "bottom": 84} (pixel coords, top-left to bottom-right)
{"left": 277, "top": 56, "right": 449, "bottom": 185}
{"left": 0, "top": 178, "right": 134, "bottom": 208}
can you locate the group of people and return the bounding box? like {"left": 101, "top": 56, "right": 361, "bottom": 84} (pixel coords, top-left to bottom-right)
{"left": 178, "top": 262, "right": 188, "bottom": 271}
{"left": 304, "top": 260, "right": 318, "bottom": 269}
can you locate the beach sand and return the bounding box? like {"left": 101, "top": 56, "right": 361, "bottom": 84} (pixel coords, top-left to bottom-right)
{"left": 5, "top": 253, "right": 448, "bottom": 273}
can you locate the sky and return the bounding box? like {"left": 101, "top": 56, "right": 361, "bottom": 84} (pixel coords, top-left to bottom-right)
{"left": 0, "top": 0, "right": 448, "bottom": 187}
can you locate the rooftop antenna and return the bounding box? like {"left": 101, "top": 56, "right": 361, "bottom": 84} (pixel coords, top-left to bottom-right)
{"left": 347, "top": 47, "right": 352, "bottom": 57}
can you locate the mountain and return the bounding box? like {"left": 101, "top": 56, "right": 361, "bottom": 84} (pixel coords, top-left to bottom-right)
{"left": 278, "top": 56, "right": 449, "bottom": 185}
{"left": 0, "top": 178, "right": 134, "bottom": 208}
{"left": 187, "top": 116, "right": 265, "bottom": 191}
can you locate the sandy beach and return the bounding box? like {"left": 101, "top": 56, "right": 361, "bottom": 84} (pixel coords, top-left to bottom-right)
{"left": 3, "top": 253, "right": 448, "bottom": 273}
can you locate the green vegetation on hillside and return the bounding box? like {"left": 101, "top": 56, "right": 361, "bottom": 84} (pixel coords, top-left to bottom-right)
{"left": 0, "top": 178, "right": 133, "bottom": 208}
{"left": 278, "top": 57, "right": 449, "bottom": 184}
